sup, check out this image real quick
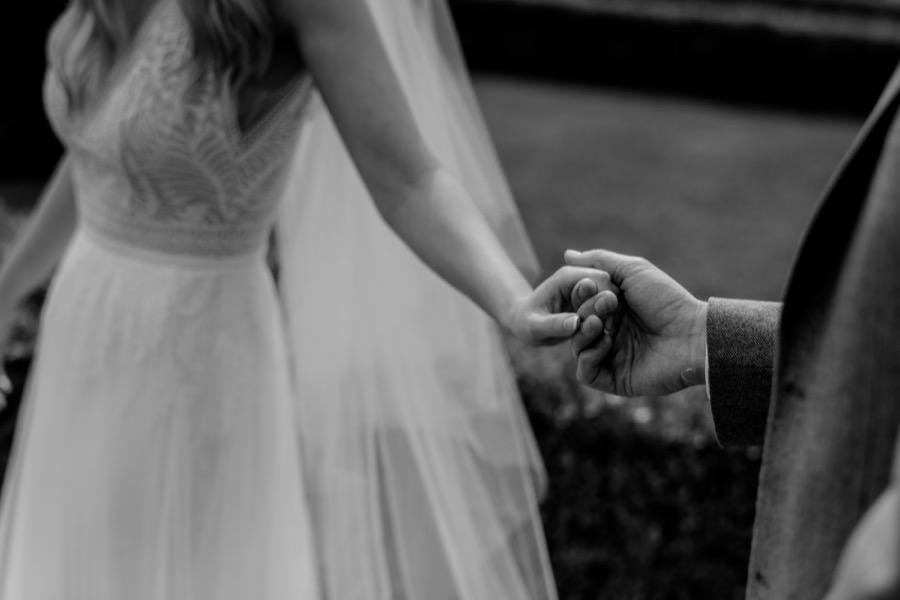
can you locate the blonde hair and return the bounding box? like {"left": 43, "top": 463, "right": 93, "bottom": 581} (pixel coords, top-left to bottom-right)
{"left": 49, "top": 0, "right": 274, "bottom": 109}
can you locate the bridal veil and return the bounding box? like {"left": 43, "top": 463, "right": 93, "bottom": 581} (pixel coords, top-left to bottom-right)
{"left": 276, "top": 1, "right": 556, "bottom": 597}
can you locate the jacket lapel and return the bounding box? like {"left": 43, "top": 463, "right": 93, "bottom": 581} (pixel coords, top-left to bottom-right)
{"left": 781, "top": 65, "right": 900, "bottom": 328}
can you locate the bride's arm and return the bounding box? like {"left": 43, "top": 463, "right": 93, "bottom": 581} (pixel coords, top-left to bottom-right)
{"left": 0, "top": 154, "right": 77, "bottom": 319}
{"left": 0, "top": 154, "right": 77, "bottom": 399}
{"left": 272, "top": 0, "right": 604, "bottom": 343}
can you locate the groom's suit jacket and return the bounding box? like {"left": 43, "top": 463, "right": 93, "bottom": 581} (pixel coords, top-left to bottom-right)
{"left": 706, "top": 65, "right": 900, "bottom": 599}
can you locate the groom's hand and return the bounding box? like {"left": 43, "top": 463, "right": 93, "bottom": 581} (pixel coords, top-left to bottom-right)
{"left": 563, "top": 249, "right": 708, "bottom": 397}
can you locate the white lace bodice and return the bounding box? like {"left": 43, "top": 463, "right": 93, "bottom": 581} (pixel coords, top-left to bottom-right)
{"left": 43, "top": 0, "right": 313, "bottom": 258}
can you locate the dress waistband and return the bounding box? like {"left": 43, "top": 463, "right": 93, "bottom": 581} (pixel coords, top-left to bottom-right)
{"left": 76, "top": 225, "right": 268, "bottom": 271}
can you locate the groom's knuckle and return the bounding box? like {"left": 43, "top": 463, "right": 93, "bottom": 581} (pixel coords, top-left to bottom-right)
{"left": 633, "top": 257, "right": 651, "bottom": 268}
{"left": 626, "top": 257, "right": 654, "bottom": 276}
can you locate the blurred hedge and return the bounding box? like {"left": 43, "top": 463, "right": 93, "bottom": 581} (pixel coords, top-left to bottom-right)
{"left": 450, "top": 0, "right": 900, "bottom": 116}
{"left": 514, "top": 371, "right": 761, "bottom": 600}
{"left": 5, "top": 0, "right": 900, "bottom": 179}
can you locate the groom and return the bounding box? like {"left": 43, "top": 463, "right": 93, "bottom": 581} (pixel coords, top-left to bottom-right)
{"left": 564, "top": 66, "right": 900, "bottom": 598}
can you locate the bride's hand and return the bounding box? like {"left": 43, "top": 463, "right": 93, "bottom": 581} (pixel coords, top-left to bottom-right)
{"left": 505, "top": 266, "right": 618, "bottom": 347}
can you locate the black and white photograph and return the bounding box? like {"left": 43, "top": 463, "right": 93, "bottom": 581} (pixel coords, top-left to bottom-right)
{"left": 0, "top": 0, "right": 898, "bottom": 598}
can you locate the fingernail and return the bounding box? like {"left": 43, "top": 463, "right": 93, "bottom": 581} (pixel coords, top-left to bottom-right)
{"left": 564, "top": 249, "right": 581, "bottom": 257}
{"left": 577, "top": 279, "right": 597, "bottom": 298}
{"left": 565, "top": 315, "right": 580, "bottom": 332}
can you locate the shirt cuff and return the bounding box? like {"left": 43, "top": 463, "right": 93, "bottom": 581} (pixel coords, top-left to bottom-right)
{"left": 705, "top": 344, "right": 711, "bottom": 400}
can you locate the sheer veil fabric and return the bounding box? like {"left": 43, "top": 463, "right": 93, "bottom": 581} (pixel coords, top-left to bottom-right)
{"left": 276, "top": 1, "right": 557, "bottom": 598}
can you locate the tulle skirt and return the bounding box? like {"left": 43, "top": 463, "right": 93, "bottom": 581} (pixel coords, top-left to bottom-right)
{"left": 0, "top": 229, "right": 320, "bottom": 599}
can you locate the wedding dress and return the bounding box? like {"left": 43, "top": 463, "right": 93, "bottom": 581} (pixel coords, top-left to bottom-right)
{"left": 0, "top": 1, "right": 320, "bottom": 597}
{"left": 276, "top": 1, "right": 559, "bottom": 598}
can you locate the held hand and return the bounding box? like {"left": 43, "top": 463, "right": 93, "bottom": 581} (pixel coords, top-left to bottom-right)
{"left": 506, "top": 266, "right": 617, "bottom": 347}
{"left": 564, "top": 249, "right": 707, "bottom": 396}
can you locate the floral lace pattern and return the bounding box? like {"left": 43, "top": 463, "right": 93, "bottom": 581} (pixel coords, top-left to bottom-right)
{"left": 43, "top": 0, "right": 313, "bottom": 258}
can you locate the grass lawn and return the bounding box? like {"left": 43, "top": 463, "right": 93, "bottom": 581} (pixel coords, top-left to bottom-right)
{"left": 476, "top": 76, "right": 859, "bottom": 301}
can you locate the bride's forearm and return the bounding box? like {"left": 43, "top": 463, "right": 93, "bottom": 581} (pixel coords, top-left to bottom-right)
{"left": 287, "top": 0, "right": 536, "bottom": 330}
{"left": 0, "top": 155, "right": 77, "bottom": 312}
{"left": 375, "top": 166, "right": 532, "bottom": 331}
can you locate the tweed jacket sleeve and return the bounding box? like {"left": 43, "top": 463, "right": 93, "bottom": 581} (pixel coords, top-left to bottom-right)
{"left": 706, "top": 297, "right": 782, "bottom": 447}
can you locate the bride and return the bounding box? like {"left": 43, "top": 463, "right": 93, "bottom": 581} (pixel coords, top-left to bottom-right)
{"left": 0, "top": 0, "right": 606, "bottom": 597}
